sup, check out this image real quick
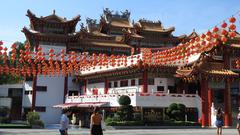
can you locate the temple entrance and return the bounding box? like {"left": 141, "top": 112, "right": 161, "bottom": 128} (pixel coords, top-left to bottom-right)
{"left": 8, "top": 88, "right": 23, "bottom": 120}
{"left": 212, "top": 89, "right": 224, "bottom": 109}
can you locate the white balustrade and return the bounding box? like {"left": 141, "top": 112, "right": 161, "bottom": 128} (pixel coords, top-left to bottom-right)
{"left": 65, "top": 89, "right": 201, "bottom": 109}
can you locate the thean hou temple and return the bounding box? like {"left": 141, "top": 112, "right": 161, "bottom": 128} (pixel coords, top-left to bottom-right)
{"left": 0, "top": 8, "right": 239, "bottom": 127}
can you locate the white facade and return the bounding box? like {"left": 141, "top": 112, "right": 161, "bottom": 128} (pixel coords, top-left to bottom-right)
{"left": 65, "top": 77, "right": 202, "bottom": 118}
{"left": 36, "top": 75, "right": 65, "bottom": 124}
{"left": 22, "top": 77, "right": 65, "bottom": 124}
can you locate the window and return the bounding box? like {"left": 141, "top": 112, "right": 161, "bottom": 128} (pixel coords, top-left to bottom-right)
{"left": 8, "top": 88, "right": 23, "bottom": 97}
{"left": 148, "top": 78, "right": 154, "bottom": 85}
{"left": 138, "top": 79, "right": 143, "bottom": 85}
{"left": 35, "top": 106, "right": 46, "bottom": 112}
{"left": 68, "top": 91, "right": 78, "bottom": 96}
{"left": 120, "top": 80, "right": 128, "bottom": 87}
{"left": 36, "top": 86, "right": 47, "bottom": 92}
{"left": 114, "top": 81, "right": 118, "bottom": 88}
{"left": 157, "top": 86, "right": 164, "bottom": 92}
{"left": 131, "top": 79, "right": 136, "bottom": 86}
{"left": 24, "top": 91, "right": 32, "bottom": 95}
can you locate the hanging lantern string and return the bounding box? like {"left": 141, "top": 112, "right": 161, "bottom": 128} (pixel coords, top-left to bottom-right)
{"left": 1, "top": 10, "right": 240, "bottom": 76}
{"left": 207, "top": 10, "right": 240, "bottom": 31}
{"left": 151, "top": 10, "right": 240, "bottom": 66}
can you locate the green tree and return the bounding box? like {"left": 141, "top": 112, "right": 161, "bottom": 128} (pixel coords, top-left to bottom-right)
{"left": 166, "top": 103, "right": 186, "bottom": 121}
{"left": 117, "top": 95, "right": 133, "bottom": 121}
{"left": 0, "top": 41, "right": 24, "bottom": 84}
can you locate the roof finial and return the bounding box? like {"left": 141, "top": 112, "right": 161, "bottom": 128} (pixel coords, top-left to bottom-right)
{"left": 193, "top": 28, "right": 195, "bottom": 32}
{"left": 53, "top": 9, "right": 56, "bottom": 15}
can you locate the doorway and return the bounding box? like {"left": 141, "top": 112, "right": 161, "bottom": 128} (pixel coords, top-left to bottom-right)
{"left": 212, "top": 89, "right": 224, "bottom": 109}
{"left": 8, "top": 88, "right": 23, "bottom": 120}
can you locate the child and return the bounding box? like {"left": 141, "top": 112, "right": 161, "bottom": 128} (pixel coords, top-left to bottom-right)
{"left": 215, "top": 107, "right": 224, "bottom": 135}
{"left": 237, "top": 110, "right": 240, "bottom": 135}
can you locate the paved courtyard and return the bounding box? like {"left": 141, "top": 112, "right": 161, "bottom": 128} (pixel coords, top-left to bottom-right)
{"left": 0, "top": 128, "right": 238, "bottom": 135}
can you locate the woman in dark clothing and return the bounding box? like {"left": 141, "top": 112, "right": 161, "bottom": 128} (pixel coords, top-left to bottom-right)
{"left": 90, "top": 107, "right": 103, "bottom": 135}
{"left": 215, "top": 107, "right": 224, "bottom": 135}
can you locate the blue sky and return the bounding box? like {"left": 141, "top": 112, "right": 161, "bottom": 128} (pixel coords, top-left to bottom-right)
{"left": 0, "top": 0, "right": 240, "bottom": 48}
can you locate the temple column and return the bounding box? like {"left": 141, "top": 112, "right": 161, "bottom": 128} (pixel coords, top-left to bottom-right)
{"left": 142, "top": 69, "right": 148, "bottom": 93}
{"left": 208, "top": 88, "right": 212, "bottom": 126}
{"left": 84, "top": 79, "right": 88, "bottom": 95}
{"left": 104, "top": 78, "right": 109, "bottom": 94}
{"left": 223, "top": 47, "right": 232, "bottom": 126}
{"left": 200, "top": 76, "right": 209, "bottom": 127}
{"left": 224, "top": 78, "right": 232, "bottom": 126}
{"left": 31, "top": 42, "right": 39, "bottom": 111}
{"left": 31, "top": 76, "right": 37, "bottom": 111}
{"left": 63, "top": 75, "right": 68, "bottom": 102}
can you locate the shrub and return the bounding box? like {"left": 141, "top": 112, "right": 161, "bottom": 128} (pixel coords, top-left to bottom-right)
{"left": 106, "top": 120, "right": 144, "bottom": 126}
{"left": 0, "top": 107, "right": 10, "bottom": 118}
{"left": 0, "top": 117, "right": 11, "bottom": 123}
{"left": 26, "top": 111, "right": 40, "bottom": 125}
{"left": 166, "top": 103, "right": 186, "bottom": 121}
{"left": 31, "top": 120, "right": 44, "bottom": 128}
{"left": 26, "top": 111, "right": 44, "bottom": 128}
{"left": 117, "top": 95, "right": 133, "bottom": 121}
{"left": 105, "top": 117, "right": 121, "bottom": 123}
{"left": 146, "top": 120, "right": 201, "bottom": 126}
{"left": 118, "top": 95, "right": 131, "bottom": 106}
{"left": 117, "top": 105, "right": 134, "bottom": 121}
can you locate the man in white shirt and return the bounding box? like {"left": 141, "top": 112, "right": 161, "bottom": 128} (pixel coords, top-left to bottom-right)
{"left": 59, "top": 109, "right": 71, "bottom": 135}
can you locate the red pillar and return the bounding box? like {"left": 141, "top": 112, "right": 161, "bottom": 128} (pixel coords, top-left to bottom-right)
{"left": 223, "top": 47, "right": 232, "bottom": 126}
{"left": 224, "top": 78, "right": 232, "bottom": 126}
{"left": 200, "top": 77, "right": 209, "bottom": 127}
{"left": 104, "top": 78, "right": 109, "bottom": 94}
{"left": 142, "top": 69, "right": 148, "bottom": 93}
{"left": 63, "top": 75, "right": 68, "bottom": 102}
{"left": 31, "top": 76, "right": 37, "bottom": 111}
{"left": 31, "top": 43, "right": 39, "bottom": 111}
{"left": 208, "top": 88, "right": 212, "bottom": 126}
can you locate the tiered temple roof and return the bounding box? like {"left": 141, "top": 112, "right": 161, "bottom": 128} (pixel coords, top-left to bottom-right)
{"left": 22, "top": 9, "right": 198, "bottom": 55}
{"left": 26, "top": 10, "right": 80, "bottom": 33}
{"left": 99, "top": 8, "right": 133, "bottom": 36}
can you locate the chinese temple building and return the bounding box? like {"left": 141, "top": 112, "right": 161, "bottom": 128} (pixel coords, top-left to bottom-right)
{"left": 3, "top": 9, "right": 239, "bottom": 127}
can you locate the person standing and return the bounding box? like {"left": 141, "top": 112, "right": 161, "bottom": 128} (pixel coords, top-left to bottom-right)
{"left": 237, "top": 109, "right": 240, "bottom": 135}
{"left": 59, "top": 109, "right": 71, "bottom": 135}
{"left": 215, "top": 107, "right": 224, "bottom": 135}
{"left": 90, "top": 107, "right": 103, "bottom": 135}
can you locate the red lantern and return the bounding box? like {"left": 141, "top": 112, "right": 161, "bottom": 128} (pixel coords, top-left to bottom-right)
{"left": 229, "top": 16, "right": 236, "bottom": 23}
{"left": 221, "top": 29, "right": 228, "bottom": 36}
{"left": 221, "top": 21, "right": 227, "bottom": 28}
{"left": 229, "top": 31, "right": 236, "bottom": 38}
{"left": 212, "top": 26, "right": 219, "bottom": 33}
{"left": 200, "top": 34, "right": 206, "bottom": 39}
{"left": 221, "top": 36, "right": 227, "bottom": 43}
{"left": 206, "top": 30, "right": 211, "bottom": 36}
{"left": 212, "top": 33, "right": 219, "bottom": 39}
{"left": 229, "top": 23, "right": 236, "bottom": 31}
